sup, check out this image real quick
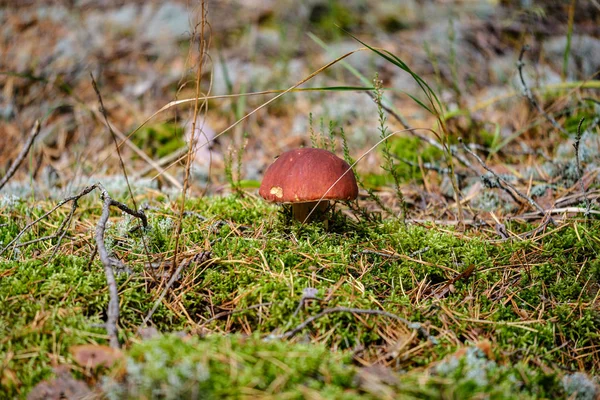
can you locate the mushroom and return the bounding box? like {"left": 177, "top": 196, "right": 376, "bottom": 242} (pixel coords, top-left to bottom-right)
{"left": 259, "top": 148, "right": 358, "bottom": 222}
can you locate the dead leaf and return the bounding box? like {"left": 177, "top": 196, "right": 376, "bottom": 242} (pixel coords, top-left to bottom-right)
{"left": 453, "top": 340, "right": 494, "bottom": 360}
{"left": 70, "top": 345, "right": 122, "bottom": 369}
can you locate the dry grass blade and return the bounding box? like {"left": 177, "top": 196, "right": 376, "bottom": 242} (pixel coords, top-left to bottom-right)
{"left": 104, "top": 48, "right": 370, "bottom": 184}
{"left": 170, "top": 0, "right": 210, "bottom": 277}
{"left": 303, "top": 127, "right": 438, "bottom": 222}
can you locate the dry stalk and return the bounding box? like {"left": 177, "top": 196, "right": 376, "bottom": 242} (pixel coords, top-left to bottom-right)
{"left": 517, "top": 45, "right": 569, "bottom": 136}
{"left": 142, "top": 250, "right": 213, "bottom": 326}
{"left": 276, "top": 306, "right": 437, "bottom": 344}
{"left": 370, "top": 92, "right": 477, "bottom": 175}
{"left": 91, "top": 74, "right": 154, "bottom": 273}
{"left": 171, "top": 0, "right": 209, "bottom": 275}
{"left": 0, "top": 120, "right": 41, "bottom": 191}
{"left": 459, "top": 137, "right": 554, "bottom": 225}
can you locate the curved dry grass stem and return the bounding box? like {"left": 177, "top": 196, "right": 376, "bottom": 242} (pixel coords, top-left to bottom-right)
{"left": 303, "top": 127, "right": 439, "bottom": 223}
{"left": 276, "top": 306, "right": 436, "bottom": 344}
{"left": 517, "top": 45, "right": 569, "bottom": 136}
{"left": 0, "top": 120, "right": 41, "bottom": 191}
{"left": 171, "top": 0, "right": 210, "bottom": 275}
{"left": 91, "top": 73, "right": 154, "bottom": 273}
{"left": 105, "top": 48, "right": 370, "bottom": 183}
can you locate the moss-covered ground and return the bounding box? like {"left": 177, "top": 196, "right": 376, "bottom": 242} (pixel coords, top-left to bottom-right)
{"left": 1, "top": 194, "right": 598, "bottom": 398}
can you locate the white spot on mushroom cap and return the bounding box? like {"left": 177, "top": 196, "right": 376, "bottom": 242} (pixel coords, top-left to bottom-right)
{"left": 270, "top": 186, "right": 283, "bottom": 198}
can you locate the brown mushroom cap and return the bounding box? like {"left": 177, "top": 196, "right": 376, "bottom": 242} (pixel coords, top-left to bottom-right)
{"left": 259, "top": 148, "right": 358, "bottom": 203}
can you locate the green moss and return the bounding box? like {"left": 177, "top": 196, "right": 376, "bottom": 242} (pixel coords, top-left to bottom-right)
{"left": 102, "top": 334, "right": 358, "bottom": 399}
{"left": 1, "top": 195, "right": 599, "bottom": 397}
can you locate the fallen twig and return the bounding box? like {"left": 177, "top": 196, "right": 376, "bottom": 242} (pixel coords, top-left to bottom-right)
{"left": 0, "top": 120, "right": 41, "bottom": 191}
{"left": 459, "top": 138, "right": 553, "bottom": 224}
{"left": 198, "top": 302, "right": 273, "bottom": 328}
{"left": 94, "top": 184, "right": 148, "bottom": 349}
{"left": 1, "top": 183, "right": 147, "bottom": 349}
{"left": 142, "top": 251, "right": 213, "bottom": 326}
{"left": 555, "top": 188, "right": 600, "bottom": 208}
{"left": 522, "top": 207, "right": 600, "bottom": 217}
{"left": 276, "top": 306, "right": 437, "bottom": 344}
{"left": 96, "top": 188, "right": 123, "bottom": 349}
{"left": 291, "top": 288, "right": 322, "bottom": 319}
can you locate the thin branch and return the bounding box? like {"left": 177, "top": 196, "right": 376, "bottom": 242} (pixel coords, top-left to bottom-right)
{"left": 96, "top": 187, "right": 122, "bottom": 349}
{"left": 573, "top": 117, "right": 592, "bottom": 218}
{"left": 459, "top": 137, "right": 553, "bottom": 224}
{"left": 142, "top": 251, "right": 212, "bottom": 326}
{"left": 526, "top": 207, "right": 600, "bottom": 216}
{"left": 517, "top": 45, "right": 569, "bottom": 136}
{"left": 276, "top": 306, "right": 437, "bottom": 343}
{"left": 0, "top": 184, "right": 97, "bottom": 257}
{"left": 1, "top": 182, "right": 147, "bottom": 349}
{"left": 199, "top": 302, "right": 273, "bottom": 328}
{"left": 94, "top": 183, "right": 147, "bottom": 349}
{"left": 291, "top": 288, "right": 322, "bottom": 319}
{"left": 0, "top": 120, "right": 41, "bottom": 191}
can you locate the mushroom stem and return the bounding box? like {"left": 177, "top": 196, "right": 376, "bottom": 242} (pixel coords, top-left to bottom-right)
{"left": 292, "top": 201, "right": 329, "bottom": 223}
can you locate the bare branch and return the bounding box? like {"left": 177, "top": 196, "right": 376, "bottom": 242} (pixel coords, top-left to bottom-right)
{"left": 142, "top": 251, "right": 212, "bottom": 326}
{"left": 517, "top": 45, "right": 569, "bottom": 136}
{"left": 1, "top": 182, "right": 148, "bottom": 349}
{"left": 94, "top": 183, "right": 147, "bottom": 348}
{"left": 459, "top": 137, "right": 553, "bottom": 224}
{"left": 0, "top": 120, "right": 41, "bottom": 191}
{"left": 96, "top": 188, "right": 122, "bottom": 349}
{"left": 277, "top": 306, "right": 437, "bottom": 344}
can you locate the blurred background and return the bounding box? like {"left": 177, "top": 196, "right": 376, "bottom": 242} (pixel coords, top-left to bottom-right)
{"left": 1, "top": 0, "right": 599, "bottom": 203}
